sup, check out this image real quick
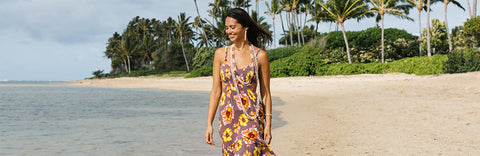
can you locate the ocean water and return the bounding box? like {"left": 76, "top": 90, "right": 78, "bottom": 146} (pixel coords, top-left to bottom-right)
{"left": 0, "top": 81, "right": 284, "bottom": 156}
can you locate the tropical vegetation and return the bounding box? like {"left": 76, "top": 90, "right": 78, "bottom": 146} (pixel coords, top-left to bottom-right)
{"left": 94, "top": 0, "right": 479, "bottom": 79}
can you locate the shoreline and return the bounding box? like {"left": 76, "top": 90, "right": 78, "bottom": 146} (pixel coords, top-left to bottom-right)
{"left": 68, "top": 72, "right": 480, "bottom": 155}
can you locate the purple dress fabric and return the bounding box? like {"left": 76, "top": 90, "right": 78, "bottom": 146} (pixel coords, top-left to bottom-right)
{"left": 217, "top": 47, "right": 275, "bottom": 156}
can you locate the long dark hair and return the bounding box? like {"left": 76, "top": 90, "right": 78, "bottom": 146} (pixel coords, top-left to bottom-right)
{"left": 226, "top": 8, "right": 272, "bottom": 48}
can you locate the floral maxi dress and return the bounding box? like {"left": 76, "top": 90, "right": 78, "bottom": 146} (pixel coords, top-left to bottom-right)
{"left": 218, "top": 46, "right": 275, "bottom": 156}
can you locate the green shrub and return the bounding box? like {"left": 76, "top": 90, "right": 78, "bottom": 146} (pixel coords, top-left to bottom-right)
{"left": 318, "top": 27, "right": 419, "bottom": 62}
{"left": 192, "top": 47, "right": 216, "bottom": 70}
{"left": 444, "top": 48, "right": 480, "bottom": 73}
{"left": 186, "top": 66, "right": 213, "bottom": 78}
{"left": 462, "top": 16, "right": 480, "bottom": 47}
{"left": 321, "top": 27, "right": 416, "bottom": 49}
{"left": 387, "top": 55, "right": 447, "bottom": 75}
{"left": 270, "top": 45, "right": 325, "bottom": 77}
{"left": 266, "top": 45, "right": 300, "bottom": 62}
{"left": 315, "top": 63, "right": 387, "bottom": 76}
{"left": 92, "top": 70, "right": 105, "bottom": 78}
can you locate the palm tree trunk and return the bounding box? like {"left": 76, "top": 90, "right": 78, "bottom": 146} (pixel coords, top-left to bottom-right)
{"left": 315, "top": 21, "right": 319, "bottom": 38}
{"left": 256, "top": 0, "right": 259, "bottom": 17}
{"left": 195, "top": 0, "right": 209, "bottom": 47}
{"left": 288, "top": 11, "right": 294, "bottom": 45}
{"left": 418, "top": 10, "right": 423, "bottom": 57}
{"left": 280, "top": 12, "right": 288, "bottom": 46}
{"left": 427, "top": 0, "right": 432, "bottom": 57}
{"left": 329, "top": 22, "right": 332, "bottom": 33}
{"left": 127, "top": 55, "right": 131, "bottom": 73}
{"left": 295, "top": 9, "right": 301, "bottom": 45}
{"left": 381, "top": 14, "right": 385, "bottom": 63}
{"left": 474, "top": 0, "right": 478, "bottom": 17}
{"left": 445, "top": 2, "right": 453, "bottom": 52}
{"left": 273, "top": 16, "right": 277, "bottom": 48}
{"left": 301, "top": 11, "right": 307, "bottom": 45}
{"left": 341, "top": 23, "right": 352, "bottom": 64}
{"left": 468, "top": 0, "right": 473, "bottom": 17}
{"left": 124, "top": 59, "right": 128, "bottom": 72}
{"left": 180, "top": 36, "right": 190, "bottom": 71}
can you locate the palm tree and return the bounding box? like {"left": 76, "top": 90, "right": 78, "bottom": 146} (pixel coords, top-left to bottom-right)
{"left": 233, "top": 0, "right": 252, "bottom": 8}
{"left": 407, "top": 0, "right": 429, "bottom": 56}
{"left": 441, "top": 0, "right": 464, "bottom": 51}
{"left": 301, "top": 0, "right": 313, "bottom": 45}
{"left": 176, "top": 13, "right": 193, "bottom": 71}
{"left": 317, "top": 0, "right": 370, "bottom": 64}
{"left": 281, "top": 0, "right": 295, "bottom": 45}
{"left": 309, "top": 1, "right": 330, "bottom": 38}
{"left": 292, "top": 0, "right": 301, "bottom": 45}
{"left": 118, "top": 32, "right": 139, "bottom": 73}
{"left": 140, "top": 35, "right": 158, "bottom": 69}
{"left": 164, "top": 17, "right": 177, "bottom": 44}
{"left": 266, "top": 0, "right": 283, "bottom": 48}
{"left": 364, "top": 0, "right": 413, "bottom": 63}
{"left": 256, "top": 0, "right": 260, "bottom": 16}
{"left": 426, "top": 0, "right": 432, "bottom": 56}
{"left": 467, "top": 0, "right": 477, "bottom": 18}
{"left": 194, "top": 16, "right": 211, "bottom": 47}
{"left": 194, "top": 0, "right": 210, "bottom": 47}
{"left": 279, "top": 8, "right": 289, "bottom": 45}
{"left": 466, "top": 0, "right": 477, "bottom": 18}
{"left": 251, "top": 10, "right": 272, "bottom": 31}
{"left": 208, "top": 0, "right": 230, "bottom": 24}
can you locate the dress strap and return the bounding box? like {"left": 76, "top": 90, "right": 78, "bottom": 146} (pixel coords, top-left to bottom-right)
{"left": 224, "top": 46, "right": 228, "bottom": 61}
{"left": 255, "top": 48, "right": 261, "bottom": 57}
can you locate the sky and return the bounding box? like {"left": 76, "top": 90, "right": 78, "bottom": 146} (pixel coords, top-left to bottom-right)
{"left": 0, "top": 0, "right": 478, "bottom": 81}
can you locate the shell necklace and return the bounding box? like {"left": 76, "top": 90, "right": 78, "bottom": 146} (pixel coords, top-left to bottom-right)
{"left": 229, "top": 44, "right": 262, "bottom": 120}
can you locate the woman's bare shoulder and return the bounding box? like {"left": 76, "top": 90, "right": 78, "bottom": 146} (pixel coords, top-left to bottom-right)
{"left": 214, "top": 47, "right": 227, "bottom": 61}
{"left": 253, "top": 46, "right": 268, "bottom": 62}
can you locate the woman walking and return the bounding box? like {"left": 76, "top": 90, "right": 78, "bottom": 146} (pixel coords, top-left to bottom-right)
{"left": 205, "top": 8, "right": 275, "bottom": 156}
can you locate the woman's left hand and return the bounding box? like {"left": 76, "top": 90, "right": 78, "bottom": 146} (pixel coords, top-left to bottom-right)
{"left": 264, "top": 127, "right": 272, "bottom": 144}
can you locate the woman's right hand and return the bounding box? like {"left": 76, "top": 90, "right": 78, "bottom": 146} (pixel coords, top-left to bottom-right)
{"left": 205, "top": 125, "right": 215, "bottom": 146}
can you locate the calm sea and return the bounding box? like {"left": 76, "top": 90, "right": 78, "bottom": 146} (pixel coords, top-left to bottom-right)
{"left": 0, "top": 81, "right": 284, "bottom": 156}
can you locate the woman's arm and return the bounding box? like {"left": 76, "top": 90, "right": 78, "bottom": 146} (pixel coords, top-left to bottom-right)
{"left": 205, "top": 47, "right": 225, "bottom": 146}
{"left": 257, "top": 48, "right": 273, "bottom": 144}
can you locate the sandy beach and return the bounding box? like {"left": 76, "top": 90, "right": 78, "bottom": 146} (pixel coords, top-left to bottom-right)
{"left": 69, "top": 72, "right": 480, "bottom": 155}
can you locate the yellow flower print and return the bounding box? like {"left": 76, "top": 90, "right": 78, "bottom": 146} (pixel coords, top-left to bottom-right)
{"left": 243, "top": 151, "right": 251, "bottom": 156}
{"left": 226, "top": 86, "right": 232, "bottom": 98}
{"left": 220, "top": 92, "right": 226, "bottom": 106}
{"left": 233, "top": 122, "right": 240, "bottom": 133}
{"left": 247, "top": 89, "right": 256, "bottom": 101}
{"left": 245, "top": 70, "right": 253, "bottom": 82}
{"left": 253, "top": 147, "right": 260, "bottom": 156}
{"left": 220, "top": 69, "right": 225, "bottom": 81}
{"left": 223, "top": 149, "right": 229, "bottom": 156}
{"left": 259, "top": 124, "right": 264, "bottom": 134}
{"left": 235, "top": 139, "right": 243, "bottom": 151}
{"left": 258, "top": 143, "right": 267, "bottom": 151}
{"left": 239, "top": 113, "right": 248, "bottom": 126}
{"left": 230, "top": 84, "right": 237, "bottom": 91}
{"left": 242, "top": 127, "right": 259, "bottom": 145}
{"left": 241, "top": 96, "right": 250, "bottom": 110}
{"left": 227, "top": 144, "right": 235, "bottom": 153}
{"left": 221, "top": 104, "right": 234, "bottom": 125}
{"left": 225, "top": 67, "right": 231, "bottom": 78}
{"left": 249, "top": 110, "right": 256, "bottom": 117}
{"left": 222, "top": 128, "right": 233, "bottom": 142}
{"left": 218, "top": 119, "right": 222, "bottom": 130}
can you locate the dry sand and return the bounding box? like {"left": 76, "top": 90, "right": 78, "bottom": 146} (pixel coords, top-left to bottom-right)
{"left": 69, "top": 72, "right": 480, "bottom": 155}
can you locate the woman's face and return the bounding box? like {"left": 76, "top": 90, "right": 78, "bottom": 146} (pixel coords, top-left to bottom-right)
{"left": 225, "top": 17, "right": 247, "bottom": 43}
